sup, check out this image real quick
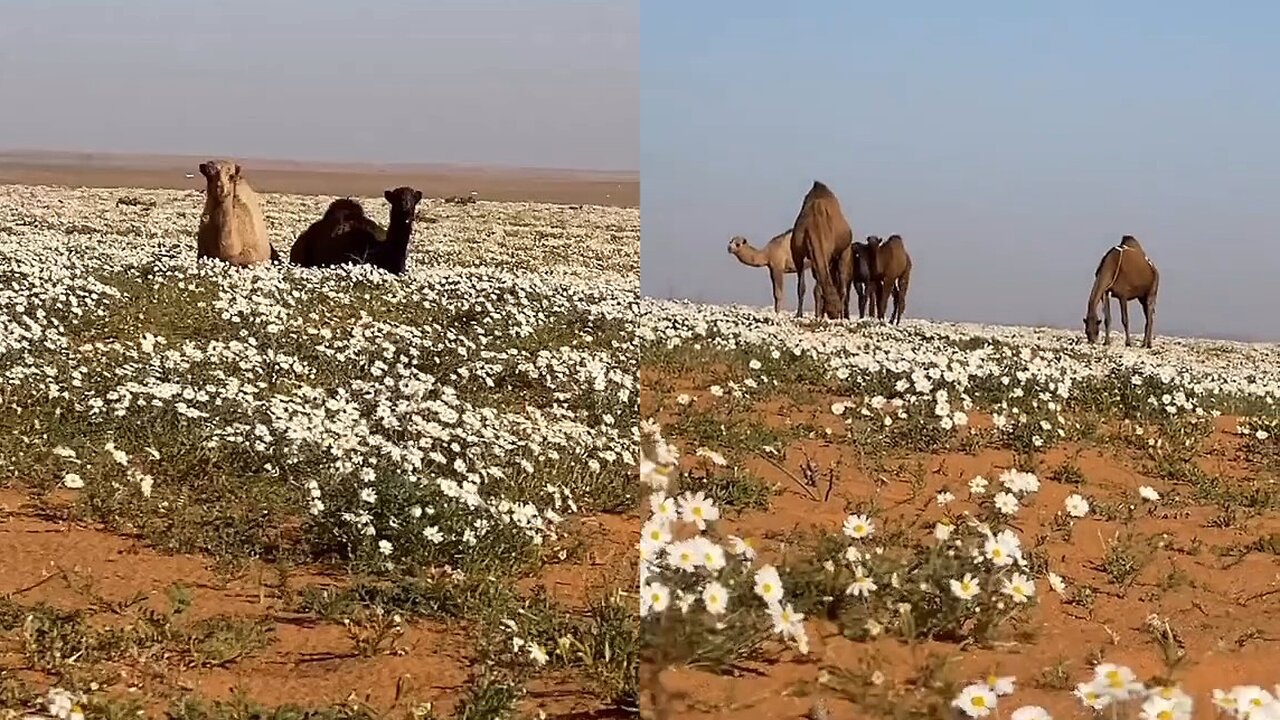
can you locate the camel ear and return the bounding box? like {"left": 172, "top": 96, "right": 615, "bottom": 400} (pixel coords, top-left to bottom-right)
{"left": 199, "top": 162, "right": 213, "bottom": 179}
{"left": 413, "top": 190, "right": 423, "bottom": 203}
{"left": 232, "top": 164, "right": 242, "bottom": 180}
{"left": 384, "top": 190, "right": 394, "bottom": 202}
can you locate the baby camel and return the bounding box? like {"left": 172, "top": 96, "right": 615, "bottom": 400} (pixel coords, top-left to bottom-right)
{"left": 727, "top": 231, "right": 819, "bottom": 313}
{"left": 195, "top": 160, "right": 278, "bottom": 266}
{"left": 1084, "top": 235, "right": 1159, "bottom": 348}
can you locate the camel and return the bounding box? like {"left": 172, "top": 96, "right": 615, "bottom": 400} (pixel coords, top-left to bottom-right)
{"left": 789, "top": 181, "right": 853, "bottom": 320}
{"left": 1083, "top": 235, "right": 1159, "bottom": 348}
{"left": 838, "top": 240, "right": 873, "bottom": 319}
{"left": 290, "top": 198, "right": 387, "bottom": 267}
{"left": 290, "top": 187, "right": 422, "bottom": 275}
{"left": 195, "top": 160, "right": 278, "bottom": 266}
{"left": 866, "top": 235, "right": 912, "bottom": 324}
{"left": 726, "top": 231, "right": 820, "bottom": 313}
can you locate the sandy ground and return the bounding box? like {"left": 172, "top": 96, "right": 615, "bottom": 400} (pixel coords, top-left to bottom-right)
{"left": 639, "top": 367, "right": 1280, "bottom": 719}
{"left": 0, "top": 151, "right": 638, "bottom": 207}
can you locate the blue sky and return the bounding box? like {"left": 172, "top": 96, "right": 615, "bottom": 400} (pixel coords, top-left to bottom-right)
{"left": 0, "top": 0, "right": 636, "bottom": 171}
{"left": 642, "top": 1, "right": 1280, "bottom": 340}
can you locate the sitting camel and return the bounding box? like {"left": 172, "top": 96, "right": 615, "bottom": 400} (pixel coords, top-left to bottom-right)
{"left": 866, "top": 235, "right": 912, "bottom": 324}
{"left": 290, "top": 198, "right": 387, "bottom": 267}
{"left": 1084, "top": 235, "right": 1159, "bottom": 348}
{"left": 727, "top": 231, "right": 820, "bottom": 313}
{"left": 789, "top": 180, "right": 853, "bottom": 320}
{"left": 195, "top": 160, "right": 278, "bottom": 266}
{"left": 290, "top": 187, "right": 423, "bottom": 275}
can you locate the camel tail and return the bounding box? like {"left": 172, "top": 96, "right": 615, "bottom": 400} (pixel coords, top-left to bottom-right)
{"left": 270, "top": 245, "right": 281, "bottom": 264}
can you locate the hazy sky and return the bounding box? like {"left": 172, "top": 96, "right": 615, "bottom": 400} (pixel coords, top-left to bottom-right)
{"left": 0, "top": 0, "right": 636, "bottom": 171}
{"left": 642, "top": 1, "right": 1280, "bottom": 341}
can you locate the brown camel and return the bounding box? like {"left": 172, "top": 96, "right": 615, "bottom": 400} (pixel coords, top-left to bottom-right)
{"left": 789, "top": 181, "right": 853, "bottom": 320}
{"left": 727, "top": 231, "right": 820, "bottom": 313}
{"left": 866, "top": 235, "right": 912, "bottom": 324}
{"left": 195, "top": 160, "right": 277, "bottom": 266}
{"left": 1084, "top": 235, "right": 1159, "bottom": 348}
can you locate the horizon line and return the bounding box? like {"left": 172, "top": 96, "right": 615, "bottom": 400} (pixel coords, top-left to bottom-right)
{"left": 0, "top": 147, "right": 639, "bottom": 181}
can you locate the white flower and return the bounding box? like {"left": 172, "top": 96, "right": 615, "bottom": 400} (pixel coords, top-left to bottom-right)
{"left": 1064, "top": 494, "right": 1090, "bottom": 518}
{"left": 1010, "top": 706, "right": 1050, "bottom": 720}
{"left": 649, "top": 492, "right": 678, "bottom": 524}
{"left": 640, "top": 582, "right": 671, "bottom": 616}
{"left": 993, "top": 491, "right": 1020, "bottom": 515}
{"left": 831, "top": 401, "right": 847, "bottom": 416}
{"left": 728, "top": 535, "right": 756, "bottom": 560}
{"left": 1001, "top": 573, "right": 1035, "bottom": 603}
{"left": 934, "top": 522, "right": 954, "bottom": 541}
{"left": 949, "top": 573, "right": 981, "bottom": 601}
{"left": 676, "top": 393, "right": 692, "bottom": 406}
{"left": 754, "top": 565, "right": 784, "bottom": 605}
{"left": 1138, "top": 485, "right": 1161, "bottom": 502}
{"left": 528, "top": 642, "right": 549, "bottom": 666}
{"left": 842, "top": 513, "right": 874, "bottom": 539}
{"left": 1093, "top": 663, "right": 1144, "bottom": 701}
{"left": 1047, "top": 572, "right": 1066, "bottom": 595}
{"left": 952, "top": 683, "right": 998, "bottom": 717}
{"left": 983, "top": 532, "right": 1019, "bottom": 567}
{"left": 935, "top": 491, "right": 955, "bottom": 506}
{"left": 1074, "top": 681, "right": 1113, "bottom": 710}
{"left": 695, "top": 447, "right": 727, "bottom": 466}
{"left": 665, "top": 539, "right": 702, "bottom": 572}
{"left": 846, "top": 568, "right": 877, "bottom": 598}
{"left": 377, "top": 539, "right": 393, "bottom": 556}
{"left": 677, "top": 491, "right": 719, "bottom": 530}
{"left": 968, "top": 475, "right": 988, "bottom": 495}
{"left": 61, "top": 473, "right": 84, "bottom": 489}
{"left": 701, "top": 581, "right": 728, "bottom": 615}
{"left": 984, "top": 675, "right": 1016, "bottom": 696}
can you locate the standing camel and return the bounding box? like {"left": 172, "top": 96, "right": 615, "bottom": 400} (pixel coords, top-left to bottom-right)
{"left": 195, "top": 160, "right": 278, "bottom": 266}
{"left": 839, "top": 240, "right": 873, "bottom": 319}
{"left": 866, "top": 235, "right": 912, "bottom": 324}
{"left": 1083, "top": 235, "right": 1159, "bottom": 348}
{"left": 727, "top": 231, "right": 820, "bottom": 313}
{"left": 789, "top": 181, "right": 853, "bottom": 320}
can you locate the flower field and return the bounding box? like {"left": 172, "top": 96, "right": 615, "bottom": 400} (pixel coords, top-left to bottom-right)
{"left": 639, "top": 300, "right": 1280, "bottom": 719}
{"left": 0, "top": 185, "right": 639, "bottom": 718}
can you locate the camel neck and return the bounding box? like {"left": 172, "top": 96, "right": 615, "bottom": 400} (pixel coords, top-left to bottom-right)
{"left": 734, "top": 246, "right": 768, "bottom": 267}
{"left": 381, "top": 210, "right": 415, "bottom": 275}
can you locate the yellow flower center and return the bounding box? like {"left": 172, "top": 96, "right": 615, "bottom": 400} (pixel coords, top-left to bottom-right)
{"left": 1157, "top": 712, "right": 1172, "bottom": 720}
{"left": 650, "top": 593, "right": 660, "bottom": 603}
{"left": 992, "top": 548, "right": 1004, "bottom": 558}
{"left": 692, "top": 507, "right": 703, "bottom": 517}
{"left": 1251, "top": 699, "right": 1264, "bottom": 707}
{"left": 762, "top": 583, "right": 774, "bottom": 594}
{"left": 971, "top": 697, "right": 987, "bottom": 709}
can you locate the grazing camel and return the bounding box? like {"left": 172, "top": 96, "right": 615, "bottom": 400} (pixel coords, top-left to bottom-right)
{"left": 1084, "top": 235, "right": 1159, "bottom": 348}
{"left": 866, "top": 235, "right": 912, "bottom": 324}
{"left": 195, "top": 160, "right": 278, "bottom": 266}
{"left": 789, "top": 181, "right": 853, "bottom": 320}
{"left": 289, "top": 188, "right": 423, "bottom": 275}
{"left": 727, "top": 231, "right": 820, "bottom": 313}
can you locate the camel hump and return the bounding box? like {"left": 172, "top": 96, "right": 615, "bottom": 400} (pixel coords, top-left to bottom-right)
{"left": 808, "top": 180, "right": 835, "bottom": 198}
{"left": 326, "top": 198, "right": 365, "bottom": 219}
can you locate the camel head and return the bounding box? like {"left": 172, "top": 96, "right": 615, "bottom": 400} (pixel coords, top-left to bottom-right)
{"left": 1083, "top": 315, "right": 1101, "bottom": 344}
{"left": 727, "top": 235, "right": 749, "bottom": 256}
{"left": 384, "top": 186, "right": 424, "bottom": 217}
{"left": 199, "top": 160, "right": 241, "bottom": 200}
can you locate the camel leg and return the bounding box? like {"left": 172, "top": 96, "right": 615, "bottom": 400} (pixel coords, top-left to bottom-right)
{"left": 1119, "top": 300, "right": 1132, "bottom": 347}
{"left": 792, "top": 245, "right": 807, "bottom": 319}
{"left": 1140, "top": 295, "right": 1156, "bottom": 349}
{"left": 1102, "top": 297, "right": 1113, "bottom": 345}
{"left": 893, "top": 271, "right": 910, "bottom": 325}
{"left": 855, "top": 281, "right": 867, "bottom": 319}
{"left": 876, "top": 279, "right": 893, "bottom": 322}
{"left": 770, "top": 267, "right": 785, "bottom": 314}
